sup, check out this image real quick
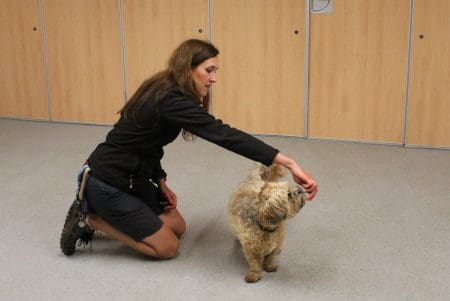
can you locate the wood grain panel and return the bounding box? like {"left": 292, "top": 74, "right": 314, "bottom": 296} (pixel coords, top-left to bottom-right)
{"left": 407, "top": 0, "right": 450, "bottom": 147}
{"left": 309, "top": 0, "right": 410, "bottom": 143}
{"left": 123, "top": 0, "right": 208, "bottom": 98}
{"left": 0, "top": 0, "right": 48, "bottom": 119}
{"left": 44, "top": 0, "right": 124, "bottom": 123}
{"left": 212, "top": 0, "right": 305, "bottom": 136}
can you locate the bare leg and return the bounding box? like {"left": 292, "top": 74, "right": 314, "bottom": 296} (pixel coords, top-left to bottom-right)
{"left": 87, "top": 214, "right": 179, "bottom": 259}
{"left": 159, "top": 208, "right": 186, "bottom": 238}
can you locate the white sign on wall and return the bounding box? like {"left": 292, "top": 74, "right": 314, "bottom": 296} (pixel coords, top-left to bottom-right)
{"left": 311, "top": 0, "right": 333, "bottom": 14}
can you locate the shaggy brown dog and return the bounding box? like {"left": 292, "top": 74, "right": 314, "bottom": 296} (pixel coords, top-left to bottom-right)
{"left": 228, "top": 163, "right": 306, "bottom": 283}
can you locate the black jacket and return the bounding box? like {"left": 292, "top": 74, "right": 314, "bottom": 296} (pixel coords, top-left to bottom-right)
{"left": 87, "top": 87, "right": 279, "bottom": 190}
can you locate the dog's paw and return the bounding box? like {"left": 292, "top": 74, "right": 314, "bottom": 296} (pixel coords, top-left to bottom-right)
{"left": 245, "top": 272, "right": 262, "bottom": 283}
{"left": 263, "top": 263, "right": 278, "bottom": 272}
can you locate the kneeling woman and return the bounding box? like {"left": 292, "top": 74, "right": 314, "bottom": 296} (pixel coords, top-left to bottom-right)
{"left": 60, "top": 39, "right": 318, "bottom": 259}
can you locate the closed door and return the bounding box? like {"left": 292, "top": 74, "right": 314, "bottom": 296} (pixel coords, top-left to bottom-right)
{"left": 309, "top": 0, "right": 410, "bottom": 143}
{"left": 406, "top": 0, "right": 450, "bottom": 147}
{"left": 0, "top": 0, "right": 48, "bottom": 120}
{"left": 211, "top": 0, "right": 306, "bottom": 136}
{"left": 44, "top": 0, "right": 124, "bottom": 124}
{"left": 123, "top": 0, "right": 209, "bottom": 99}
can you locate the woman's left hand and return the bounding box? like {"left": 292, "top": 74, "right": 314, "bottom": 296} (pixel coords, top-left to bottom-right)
{"left": 159, "top": 180, "right": 178, "bottom": 211}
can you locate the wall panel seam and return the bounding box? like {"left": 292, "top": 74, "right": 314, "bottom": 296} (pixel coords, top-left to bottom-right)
{"left": 39, "top": 0, "right": 52, "bottom": 121}
{"left": 119, "top": 0, "right": 128, "bottom": 103}
{"left": 208, "top": 0, "right": 215, "bottom": 114}
{"left": 304, "top": 0, "right": 311, "bottom": 138}
{"left": 403, "top": 0, "right": 414, "bottom": 146}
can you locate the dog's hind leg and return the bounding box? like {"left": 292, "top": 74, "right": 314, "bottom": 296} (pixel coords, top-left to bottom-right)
{"left": 242, "top": 243, "right": 263, "bottom": 283}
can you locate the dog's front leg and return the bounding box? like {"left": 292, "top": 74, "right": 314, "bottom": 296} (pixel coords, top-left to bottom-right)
{"left": 242, "top": 244, "right": 263, "bottom": 283}
{"left": 263, "top": 250, "right": 278, "bottom": 273}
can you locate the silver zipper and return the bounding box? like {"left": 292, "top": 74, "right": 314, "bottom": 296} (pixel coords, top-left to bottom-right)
{"left": 129, "top": 174, "right": 133, "bottom": 189}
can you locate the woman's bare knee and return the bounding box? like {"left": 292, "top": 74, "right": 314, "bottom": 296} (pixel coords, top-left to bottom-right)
{"left": 142, "top": 225, "right": 179, "bottom": 259}
{"left": 160, "top": 209, "right": 186, "bottom": 237}
{"left": 173, "top": 219, "right": 186, "bottom": 237}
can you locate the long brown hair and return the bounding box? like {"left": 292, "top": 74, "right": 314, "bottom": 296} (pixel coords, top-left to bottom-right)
{"left": 118, "top": 39, "right": 219, "bottom": 139}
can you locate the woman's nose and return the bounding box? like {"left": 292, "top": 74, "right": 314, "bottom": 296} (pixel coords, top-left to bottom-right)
{"left": 210, "top": 74, "right": 217, "bottom": 83}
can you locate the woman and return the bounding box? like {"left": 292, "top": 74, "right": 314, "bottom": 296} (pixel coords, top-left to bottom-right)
{"left": 60, "top": 39, "right": 318, "bottom": 259}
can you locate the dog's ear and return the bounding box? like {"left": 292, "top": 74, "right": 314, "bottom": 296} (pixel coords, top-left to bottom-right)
{"left": 260, "top": 164, "right": 285, "bottom": 182}
{"left": 257, "top": 184, "right": 287, "bottom": 230}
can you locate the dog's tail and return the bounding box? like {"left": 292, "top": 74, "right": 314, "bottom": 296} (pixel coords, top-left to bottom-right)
{"left": 256, "top": 163, "right": 285, "bottom": 182}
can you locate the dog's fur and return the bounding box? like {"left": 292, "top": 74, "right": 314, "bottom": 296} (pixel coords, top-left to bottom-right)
{"left": 228, "top": 163, "right": 306, "bottom": 283}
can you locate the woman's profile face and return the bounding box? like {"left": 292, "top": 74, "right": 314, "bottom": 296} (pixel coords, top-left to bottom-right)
{"left": 191, "top": 56, "right": 219, "bottom": 97}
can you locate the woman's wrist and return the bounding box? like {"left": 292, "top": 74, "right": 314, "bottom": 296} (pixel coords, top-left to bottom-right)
{"left": 158, "top": 177, "right": 167, "bottom": 186}
{"left": 273, "top": 153, "right": 297, "bottom": 171}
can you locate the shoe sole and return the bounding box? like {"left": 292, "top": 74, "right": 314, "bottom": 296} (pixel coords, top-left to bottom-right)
{"left": 60, "top": 199, "right": 84, "bottom": 256}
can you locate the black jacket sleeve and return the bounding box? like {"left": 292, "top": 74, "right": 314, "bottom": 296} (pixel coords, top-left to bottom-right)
{"left": 159, "top": 96, "right": 279, "bottom": 166}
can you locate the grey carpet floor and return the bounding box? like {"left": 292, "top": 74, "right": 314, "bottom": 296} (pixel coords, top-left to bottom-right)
{"left": 0, "top": 119, "right": 449, "bottom": 301}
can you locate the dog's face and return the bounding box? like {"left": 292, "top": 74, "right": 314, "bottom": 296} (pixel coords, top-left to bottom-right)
{"left": 257, "top": 182, "right": 306, "bottom": 231}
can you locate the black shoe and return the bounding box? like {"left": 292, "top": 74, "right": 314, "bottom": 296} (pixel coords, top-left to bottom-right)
{"left": 60, "top": 199, "right": 94, "bottom": 256}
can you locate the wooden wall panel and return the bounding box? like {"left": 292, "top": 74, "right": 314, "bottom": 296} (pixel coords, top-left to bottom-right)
{"left": 407, "top": 0, "right": 450, "bottom": 147}
{"left": 44, "top": 0, "right": 124, "bottom": 124}
{"left": 0, "top": 0, "right": 48, "bottom": 119}
{"left": 212, "top": 0, "right": 305, "bottom": 136}
{"left": 309, "top": 0, "right": 410, "bottom": 143}
{"left": 123, "top": 0, "right": 208, "bottom": 98}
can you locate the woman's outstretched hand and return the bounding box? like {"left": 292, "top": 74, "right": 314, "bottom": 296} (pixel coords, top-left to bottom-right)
{"left": 290, "top": 165, "right": 318, "bottom": 200}
{"left": 273, "top": 153, "right": 318, "bottom": 201}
